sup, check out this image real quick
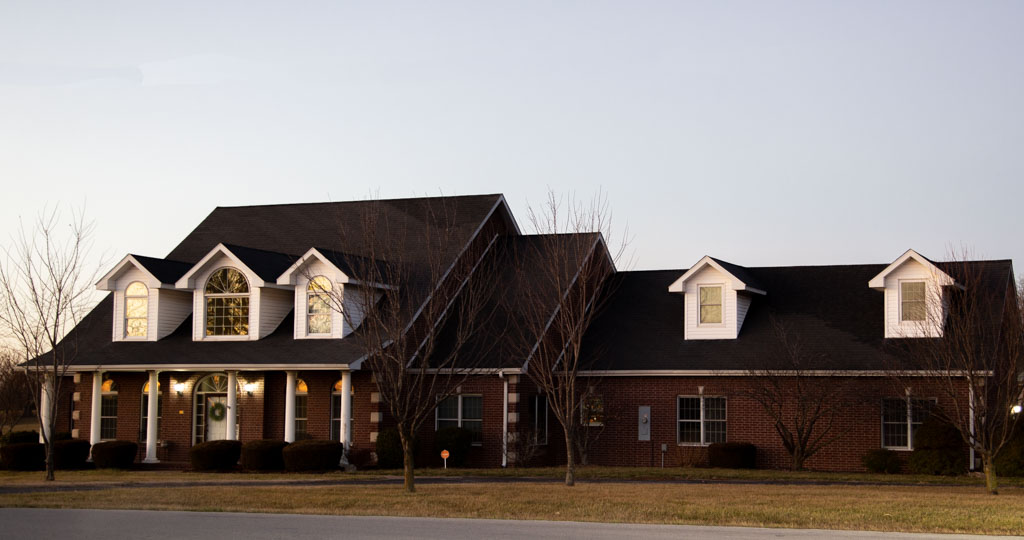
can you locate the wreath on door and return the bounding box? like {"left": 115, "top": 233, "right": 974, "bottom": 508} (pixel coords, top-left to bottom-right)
{"left": 208, "top": 402, "right": 226, "bottom": 421}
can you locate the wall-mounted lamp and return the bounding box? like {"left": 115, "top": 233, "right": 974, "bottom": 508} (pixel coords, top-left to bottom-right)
{"left": 243, "top": 382, "right": 258, "bottom": 396}
{"left": 173, "top": 382, "right": 186, "bottom": 396}
{"left": 1012, "top": 405, "right": 1022, "bottom": 415}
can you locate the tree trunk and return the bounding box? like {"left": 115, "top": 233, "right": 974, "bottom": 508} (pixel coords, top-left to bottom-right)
{"left": 400, "top": 431, "right": 416, "bottom": 493}
{"left": 564, "top": 431, "right": 576, "bottom": 487}
{"left": 44, "top": 440, "right": 54, "bottom": 481}
{"left": 791, "top": 449, "right": 804, "bottom": 471}
{"left": 982, "top": 454, "right": 999, "bottom": 495}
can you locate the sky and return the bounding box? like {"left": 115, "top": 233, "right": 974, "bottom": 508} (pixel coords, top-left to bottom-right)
{"left": 1, "top": 1, "right": 1022, "bottom": 276}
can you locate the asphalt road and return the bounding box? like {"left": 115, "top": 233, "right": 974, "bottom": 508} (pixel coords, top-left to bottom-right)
{"left": 1, "top": 508, "right": 1017, "bottom": 540}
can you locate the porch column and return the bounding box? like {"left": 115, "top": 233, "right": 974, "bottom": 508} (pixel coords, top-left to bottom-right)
{"left": 144, "top": 370, "right": 160, "bottom": 463}
{"left": 340, "top": 370, "right": 352, "bottom": 450}
{"left": 39, "top": 372, "right": 53, "bottom": 443}
{"left": 226, "top": 371, "right": 238, "bottom": 441}
{"left": 89, "top": 371, "right": 103, "bottom": 447}
{"left": 284, "top": 371, "right": 296, "bottom": 443}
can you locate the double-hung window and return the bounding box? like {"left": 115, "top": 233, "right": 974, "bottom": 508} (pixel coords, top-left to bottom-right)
{"left": 699, "top": 285, "right": 723, "bottom": 324}
{"left": 882, "top": 397, "right": 934, "bottom": 449}
{"left": 900, "top": 281, "right": 927, "bottom": 322}
{"left": 436, "top": 395, "right": 483, "bottom": 444}
{"left": 678, "top": 396, "right": 726, "bottom": 445}
{"left": 100, "top": 378, "right": 118, "bottom": 441}
{"left": 139, "top": 381, "right": 161, "bottom": 442}
{"left": 294, "top": 379, "right": 308, "bottom": 438}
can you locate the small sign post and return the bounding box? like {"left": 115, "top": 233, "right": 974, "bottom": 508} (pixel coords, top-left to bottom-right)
{"left": 441, "top": 449, "right": 450, "bottom": 469}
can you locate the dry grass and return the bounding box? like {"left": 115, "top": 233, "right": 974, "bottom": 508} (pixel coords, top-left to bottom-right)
{"left": 0, "top": 482, "right": 1022, "bottom": 534}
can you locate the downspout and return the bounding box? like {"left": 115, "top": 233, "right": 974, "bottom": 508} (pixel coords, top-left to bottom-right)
{"left": 969, "top": 382, "right": 976, "bottom": 471}
{"left": 501, "top": 372, "right": 508, "bottom": 468}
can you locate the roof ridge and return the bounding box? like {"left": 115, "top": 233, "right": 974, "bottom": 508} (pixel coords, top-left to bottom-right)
{"left": 213, "top": 193, "right": 503, "bottom": 211}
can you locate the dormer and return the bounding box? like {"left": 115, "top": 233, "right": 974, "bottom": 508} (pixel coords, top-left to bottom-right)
{"left": 174, "top": 244, "right": 296, "bottom": 341}
{"left": 276, "top": 247, "right": 390, "bottom": 339}
{"left": 96, "top": 255, "right": 193, "bottom": 341}
{"left": 668, "top": 256, "right": 766, "bottom": 340}
{"left": 869, "top": 249, "right": 959, "bottom": 338}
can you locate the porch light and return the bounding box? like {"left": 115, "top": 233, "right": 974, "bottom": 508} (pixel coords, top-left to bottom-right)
{"left": 1012, "top": 405, "right": 1022, "bottom": 415}
{"left": 173, "top": 382, "right": 186, "bottom": 396}
{"left": 243, "top": 382, "right": 258, "bottom": 396}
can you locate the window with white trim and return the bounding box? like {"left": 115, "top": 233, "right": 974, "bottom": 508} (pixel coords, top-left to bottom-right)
{"left": 125, "top": 281, "right": 148, "bottom": 338}
{"left": 100, "top": 378, "right": 118, "bottom": 441}
{"left": 678, "top": 396, "right": 726, "bottom": 445}
{"left": 139, "top": 381, "right": 162, "bottom": 442}
{"left": 900, "top": 281, "right": 927, "bottom": 322}
{"left": 436, "top": 395, "right": 482, "bottom": 444}
{"left": 295, "top": 379, "right": 308, "bottom": 438}
{"left": 699, "top": 285, "right": 723, "bottom": 324}
{"left": 330, "top": 380, "right": 354, "bottom": 441}
{"left": 307, "top": 276, "right": 332, "bottom": 335}
{"left": 882, "top": 397, "right": 935, "bottom": 449}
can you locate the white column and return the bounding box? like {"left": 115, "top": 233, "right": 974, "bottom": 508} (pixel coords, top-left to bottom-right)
{"left": 144, "top": 370, "right": 160, "bottom": 463}
{"left": 284, "top": 371, "right": 296, "bottom": 443}
{"left": 89, "top": 371, "right": 103, "bottom": 447}
{"left": 340, "top": 370, "right": 352, "bottom": 450}
{"left": 39, "top": 373, "right": 53, "bottom": 443}
{"left": 226, "top": 371, "right": 238, "bottom": 441}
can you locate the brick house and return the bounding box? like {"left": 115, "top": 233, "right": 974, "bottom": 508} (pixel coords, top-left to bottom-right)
{"left": 37, "top": 194, "right": 1014, "bottom": 471}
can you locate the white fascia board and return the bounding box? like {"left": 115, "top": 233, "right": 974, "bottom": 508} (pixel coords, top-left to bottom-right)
{"left": 62, "top": 363, "right": 353, "bottom": 372}
{"left": 96, "top": 255, "right": 166, "bottom": 290}
{"left": 868, "top": 249, "right": 958, "bottom": 290}
{"left": 174, "top": 243, "right": 267, "bottom": 289}
{"left": 577, "top": 369, "right": 991, "bottom": 377}
{"left": 667, "top": 256, "right": 765, "bottom": 295}
{"left": 276, "top": 248, "right": 351, "bottom": 286}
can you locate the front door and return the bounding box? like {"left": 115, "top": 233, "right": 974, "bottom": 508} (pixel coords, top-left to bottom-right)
{"left": 205, "top": 395, "right": 228, "bottom": 441}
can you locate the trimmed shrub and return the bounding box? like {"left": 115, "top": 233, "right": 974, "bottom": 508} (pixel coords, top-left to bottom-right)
{"left": 282, "top": 440, "right": 344, "bottom": 472}
{"left": 862, "top": 448, "right": 901, "bottom": 474}
{"left": 0, "top": 443, "right": 44, "bottom": 470}
{"left": 708, "top": 442, "right": 756, "bottom": 469}
{"left": 190, "top": 440, "right": 242, "bottom": 471}
{"left": 2, "top": 430, "right": 40, "bottom": 445}
{"left": 53, "top": 439, "right": 90, "bottom": 470}
{"left": 433, "top": 427, "right": 473, "bottom": 468}
{"left": 91, "top": 440, "right": 138, "bottom": 469}
{"left": 995, "top": 426, "right": 1024, "bottom": 477}
{"left": 241, "top": 439, "right": 289, "bottom": 471}
{"left": 375, "top": 428, "right": 407, "bottom": 469}
{"left": 908, "top": 417, "right": 966, "bottom": 475}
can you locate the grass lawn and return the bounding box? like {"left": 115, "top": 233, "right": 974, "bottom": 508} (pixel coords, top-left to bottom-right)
{"left": 0, "top": 481, "right": 1022, "bottom": 535}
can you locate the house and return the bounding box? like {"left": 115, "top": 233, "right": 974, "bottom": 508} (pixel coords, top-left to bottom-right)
{"left": 37, "top": 194, "right": 1014, "bottom": 471}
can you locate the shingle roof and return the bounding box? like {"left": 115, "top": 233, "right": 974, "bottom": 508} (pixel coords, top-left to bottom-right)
{"left": 129, "top": 255, "right": 193, "bottom": 284}
{"left": 221, "top": 244, "right": 299, "bottom": 283}
{"left": 708, "top": 257, "right": 764, "bottom": 292}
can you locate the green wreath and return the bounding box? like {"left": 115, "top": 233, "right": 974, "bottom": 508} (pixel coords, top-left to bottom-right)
{"left": 208, "top": 402, "right": 226, "bottom": 421}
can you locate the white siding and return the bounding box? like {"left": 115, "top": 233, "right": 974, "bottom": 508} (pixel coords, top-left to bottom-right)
{"left": 736, "top": 294, "right": 752, "bottom": 335}
{"left": 882, "top": 259, "right": 945, "bottom": 338}
{"left": 258, "top": 287, "right": 293, "bottom": 338}
{"left": 343, "top": 287, "right": 380, "bottom": 337}
{"left": 155, "top": 289, "right": 192, "bottom": 339}
{"left": 683, "top": 266, "right": 739, "bottom": 340}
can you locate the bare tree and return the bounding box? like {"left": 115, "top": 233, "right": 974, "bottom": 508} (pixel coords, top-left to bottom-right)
{"left": 313, "top": 198, "right": 505, "bottom": 492}
{"left": 890, "top": 253, "right": 1024, "bottom": 494}
{"left": 743, "top": 316, "right": 850, "bottom": 470}
{"left": 510, "top": 191, "right": 624, "bottom": 486}
{"left": 0, "top": 346, "right": 33, "bottom": 439}
{"left": 0, "top": 207, "right": 99, "bottom": 481}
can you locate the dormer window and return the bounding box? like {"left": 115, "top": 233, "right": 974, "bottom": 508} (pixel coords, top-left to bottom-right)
{"left": 699, "top": 286, "right": 723, "bottom": 325}
{"left": 900, "top": 281, "right": 926, "bottom": 322}
{"left": 125, "top": 282, "right": 149, "bottom": 338}
{"left": 205, "top": 268, "right": 250, "bottom": 336}
{"left": 307, "top": 276, "right": 333, "bottom": 335}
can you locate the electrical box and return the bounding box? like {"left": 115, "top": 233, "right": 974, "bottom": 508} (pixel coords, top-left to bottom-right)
{"left": 638, "top": 406, "right": 651, "bottom": 441}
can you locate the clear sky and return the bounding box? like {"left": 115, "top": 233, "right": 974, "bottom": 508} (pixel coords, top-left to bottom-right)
{"left": 1, "top": 1, "right": 1021, "bottom": 275}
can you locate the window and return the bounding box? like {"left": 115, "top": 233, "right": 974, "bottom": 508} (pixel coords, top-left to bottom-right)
{"left": 582, "top": 395, "right": 604, "bottom": 427}
{"left": 531, "top": 395, "right": 548, "bottom": 446}
{"left": 882, "top": 397, "right": 934, "bottom": 449}
{"left": 295, "top": 379, "right": 308, "bottom": 438}
{"left": 436, "top": 395, "right": 483, "bottom": 444}
{"left": 307, "top": 276, "right": 333, "bottom": 335}
{"left": 193, "top": 373, "right": 239, "bottom": 444}
{"left": 100, "top": 378, "right": 118, "bottom": 441}
{"left": 699, "top": 286, "right": 723, "bottom": 324}
{"left": 205, "top": 268, "right": 250, "bottom": 336}
{"left": 139, "top": 381, "right": 162, "bottom": 442}
{"left": 900, "top": 281, "right": 926, "bottom": 322}
{"left": 330, "top": 380, "right": 354, "bottom": 441}
{"left": 125, "top": 281, "right": 148, "bottom": 338}
{"left": 678, "top": 396, "right": 726, "bottom": 445}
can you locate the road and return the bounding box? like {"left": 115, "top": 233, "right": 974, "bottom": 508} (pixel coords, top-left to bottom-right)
{"left": 1, "top": 508, "right": 1015, "bottom": 539}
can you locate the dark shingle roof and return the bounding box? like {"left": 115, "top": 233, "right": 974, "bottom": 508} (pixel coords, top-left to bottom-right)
{"left": 221, "top": 244, "right": 298, "bottom": 283}
{"left": 708, "top": 257, "right": 764, "bottom": 292}
{"left": 130, "top": 255, "right": 193, "bottom": 284}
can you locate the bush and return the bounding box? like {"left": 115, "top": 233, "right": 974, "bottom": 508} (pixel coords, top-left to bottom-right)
{"left": 708, "top": 442, "right": 756, "bottom": 469}
{"left": 433, "top": 427, "right": 473, "bottom": 467}
{"left": 2, "top": 430, "right": 39, "bottom": 445}
{"left": 91, "top": 440, "right": 138, "bottom": 469}
{"left": 908, "top": 417, "right": 966, "bottom": 475}
{"left": 0, "top": 443, "right": 44, "bottom": 470}
{"left": 190, "top": 440, "right": 242, "bottom": 471}
{"left": 862, "top": 448, "right": 901, "bottom": 473}
{"left": 995, "top": 426, "right": 1024, "bottom": 477}
{"left": 375, "top": 428, "right": 407, "bottom": 469}
{"left": 53, "top": 439, "right": 90, "bottom": 470}
{"left": 282, "top": 439, "right": 344, "bottom": 472}
{"left": 241, "top": 440, "right": 289, "bottom": 471}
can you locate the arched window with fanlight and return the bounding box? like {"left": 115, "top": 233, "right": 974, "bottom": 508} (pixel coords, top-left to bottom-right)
{"left": 205, "top": 268, "right": 249, "bottom": 336}
{"left": 295, "top": 379, "right": 308, "bottom": 438}
{"left": 100, "top": 377, "right": 118, "bottom": 441}
{"left": 139, "top": 381, "right": 162, "bottom": 442}
{"left": 307, "top": 276, "right": 333, "bottom": 335}
{"left": 331, "top": 380, "right": 354, "bottom": 441}
{"left": 125, "top": 281, "right": 149, "bottom": 338}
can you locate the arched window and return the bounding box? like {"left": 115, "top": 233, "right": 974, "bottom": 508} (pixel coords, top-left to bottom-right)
{"left": 295, "top": 379, "right": 308, "bottom": 438}
{"left": 139, "top": 381, "right": 161, "bottom": 442}
{"left": 205, "top": 268, "right": 249, "bottom": 336}
{"left": 125, "top": 281, "right": 148, "bottom": 338}
{"left": 307, "top": 276, "right": 332, "bottom": 335}
{"left": 330, "top": 380, "right": 354, "bottom": 441}
{"left": 193, "top": 373, "right": 239, "bottom": 443}
{"left": 100, "top": 377, "right": 118, "bottom": 441}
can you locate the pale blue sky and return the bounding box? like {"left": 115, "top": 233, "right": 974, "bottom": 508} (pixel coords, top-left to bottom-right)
{"left": 1, "top": 1, "right": 1021, "bottom": 275}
